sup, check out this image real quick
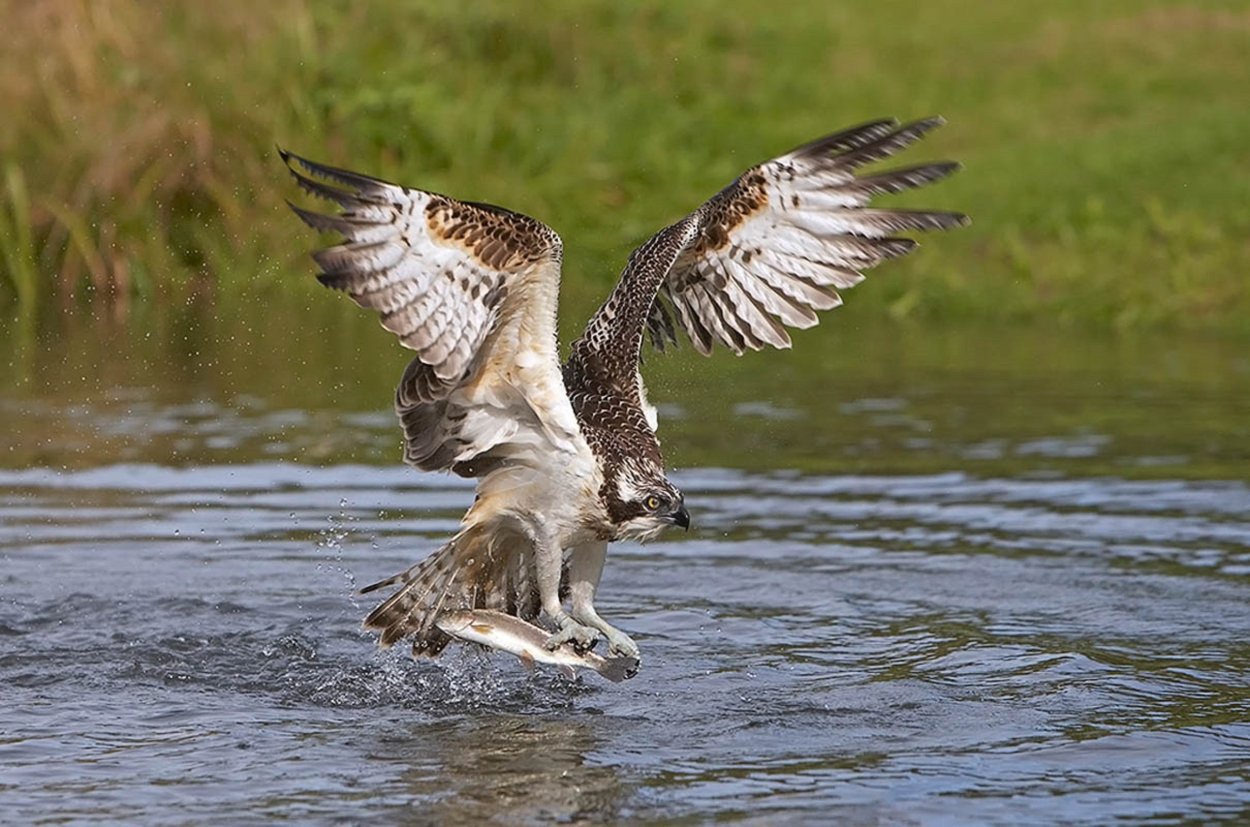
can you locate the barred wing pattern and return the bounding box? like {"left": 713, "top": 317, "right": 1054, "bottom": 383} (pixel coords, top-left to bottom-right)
{"left": 645, "top": 117, "right": 968, "bottom": 356}
{"left": 282, "top": 151, "right": 576, "bottom": 473}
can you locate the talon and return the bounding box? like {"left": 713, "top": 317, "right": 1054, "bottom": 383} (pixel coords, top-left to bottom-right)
{"left": 604, "top": 628, "right": 641, "bottom": 662}
{"left": 544, "top": 617, "right": 600, "bottom": 654}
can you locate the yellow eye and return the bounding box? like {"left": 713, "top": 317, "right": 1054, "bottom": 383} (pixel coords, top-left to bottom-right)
{"left": 645, "top": 495, "right": 661, "bottom": 511}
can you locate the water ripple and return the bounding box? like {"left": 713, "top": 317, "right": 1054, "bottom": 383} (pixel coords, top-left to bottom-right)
{"left": 2, "top": 462, "right": 1249, "bottom": 824}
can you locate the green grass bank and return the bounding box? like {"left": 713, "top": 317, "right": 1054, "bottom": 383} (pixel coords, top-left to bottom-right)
{"left": 2, "top": 1, "right": 1248, "bottom": 333}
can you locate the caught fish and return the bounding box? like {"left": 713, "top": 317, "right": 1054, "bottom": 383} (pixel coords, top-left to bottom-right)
{"left": 435, "top": 609, "right": 639, "bottom": 682}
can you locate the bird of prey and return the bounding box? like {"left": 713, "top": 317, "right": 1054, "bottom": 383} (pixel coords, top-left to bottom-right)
{"left": 283, "top": 117, "right": 967, "bottom": 671}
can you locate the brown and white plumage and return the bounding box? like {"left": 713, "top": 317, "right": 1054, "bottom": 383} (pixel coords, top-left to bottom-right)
{"left": 283, "top": 149, "right": 599, "bottom": 656}
{"left": 643, "top": 117, "right": 968, "bottom": 357}
{"left": 283, "top": 117, "right": 966, "bottom": 669}
{"left": 283, "top": 153, "right": 577, "bottom": 473}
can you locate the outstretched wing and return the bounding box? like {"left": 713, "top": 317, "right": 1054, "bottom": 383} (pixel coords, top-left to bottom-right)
{"left": 572, "top": 117, "right": 967, "bottom": 397}
{"left": 282, "top": 151, "right": 584, "bottom": 475}
{"left": 656, "top": 117, "right": 968, "bottom": 355}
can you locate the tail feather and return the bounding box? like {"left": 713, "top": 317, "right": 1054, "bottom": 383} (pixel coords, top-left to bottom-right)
{"left": 357, "top": 568, "right": 410, "bottom": 596}
{"left": 360, "top": 523, "right": 541, "bottom": 657}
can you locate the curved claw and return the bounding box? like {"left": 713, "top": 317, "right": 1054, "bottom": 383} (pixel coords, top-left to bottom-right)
{"left": 545, "top": 617, "right": 600, "bottom": 655}
{"left": 603, "top": 627, "right": 641, "bottom": 662}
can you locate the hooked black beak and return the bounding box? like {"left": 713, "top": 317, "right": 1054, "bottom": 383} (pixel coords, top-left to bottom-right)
{"left": 670, "top": 504, "right": 691, "bottom": 531}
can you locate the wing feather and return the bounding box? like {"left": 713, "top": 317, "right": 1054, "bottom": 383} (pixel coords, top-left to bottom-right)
{"left": 719, "top": 260, "right": 791, "bottom": 350}
{"left": 724, "top": 264, "right": 795, "bottom": 349}
{"left": 705, "top": 287, "right": 752, "bottom": 353}
{"left": 669, "top": 290, "right": 715, "bottom": 356}
{"left": 643, "top": 117, "right": 967, "bottom": 354}
{"left": 283, "top": 149, "right": 583, "bottom": 475}
{"left": 689, "top": 281, "right": 738, "bottom": 354}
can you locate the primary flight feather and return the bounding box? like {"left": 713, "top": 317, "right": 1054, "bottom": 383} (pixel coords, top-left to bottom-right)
{"left": 283, "top": 117, "right": 967, "bottom": 672}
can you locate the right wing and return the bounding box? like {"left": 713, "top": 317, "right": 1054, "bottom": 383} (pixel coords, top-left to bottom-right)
{"left": 282, "top": 151, "right": 584, "bottom": 474}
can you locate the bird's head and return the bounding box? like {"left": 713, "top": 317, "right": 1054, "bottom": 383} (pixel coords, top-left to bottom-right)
{"left": 604, "top": 457, "right": 689, "bottom": 542}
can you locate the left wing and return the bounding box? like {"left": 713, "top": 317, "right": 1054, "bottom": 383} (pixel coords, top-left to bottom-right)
{"left": 656, "top": 116, "right": 968, "bottom": 355}
{"left": 571, "top": 117, "right": 967, "bottom": 396}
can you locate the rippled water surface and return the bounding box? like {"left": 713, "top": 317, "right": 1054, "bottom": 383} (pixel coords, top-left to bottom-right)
{"left": 2, "top": 313, "right": 1249, "bottom": 824}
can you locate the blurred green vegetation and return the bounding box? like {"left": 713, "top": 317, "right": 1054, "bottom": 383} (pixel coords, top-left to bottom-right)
{"left": 1, "top": 0, "right": 1248, "bottom": 332}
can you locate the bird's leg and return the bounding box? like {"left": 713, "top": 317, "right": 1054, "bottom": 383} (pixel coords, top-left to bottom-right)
{"left": 567, "top": 541, "right": 640, "bottom": 661}
{"left": 533, "top": 532, "right": 599, "bottom": 654}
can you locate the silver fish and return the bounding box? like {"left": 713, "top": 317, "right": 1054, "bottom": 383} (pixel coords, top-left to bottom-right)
{"left": 435, "top": 609, "right": 638, "bottom": 682}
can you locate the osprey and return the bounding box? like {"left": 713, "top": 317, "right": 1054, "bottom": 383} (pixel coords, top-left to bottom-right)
{"left": 283, "top": 117, "right": 966, "bottom": 670}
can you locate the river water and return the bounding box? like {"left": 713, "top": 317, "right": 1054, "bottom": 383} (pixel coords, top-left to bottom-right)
{"left": 2, "top": 305, "right": 1249, "bottom": 824}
